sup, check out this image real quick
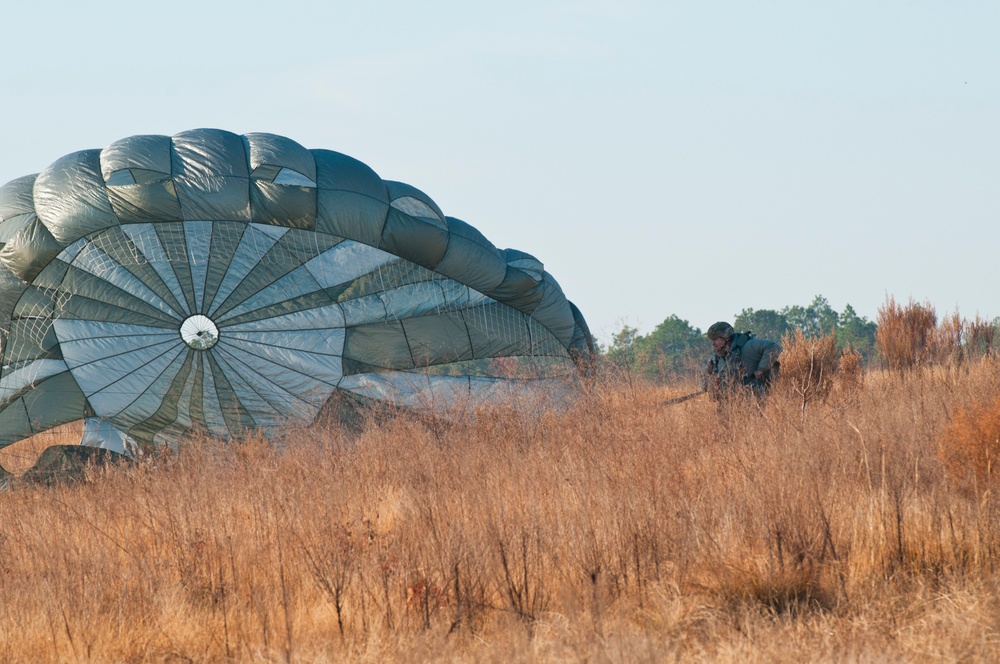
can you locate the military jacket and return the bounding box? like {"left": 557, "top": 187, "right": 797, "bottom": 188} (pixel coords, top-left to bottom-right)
{"left": 703, "top": 332, "right": 781, "bottom": 393}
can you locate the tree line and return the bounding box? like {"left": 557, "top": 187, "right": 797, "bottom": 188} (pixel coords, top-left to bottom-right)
{"left": 603, "top": 295, "right": 878, "bottom": 380}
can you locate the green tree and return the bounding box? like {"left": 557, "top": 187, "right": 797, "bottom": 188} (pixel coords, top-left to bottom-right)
{"left": 636, "top": 315, "right": 708, "bottom": 378}
{"left": 836, "top": 304, "right": 877, "bottom": 356}
{"left": 782, "top": 295, "right": 839, "bottom": 338}
{"left": 604, "top": 323, "right": 640, "bottom": 370}
{"left": 734, "top": 308, "right": 791, "bottom": 342}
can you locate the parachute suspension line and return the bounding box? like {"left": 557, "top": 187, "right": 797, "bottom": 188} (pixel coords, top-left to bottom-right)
{"left": 477, "top": 301, "right": 494, "bottom": 360}
{"left": 249, "top": 224, "right": 268, "bottom": 266}
{"left": 434, "top": 281, "right": 447, "bottom": 317}
{"left": 125, "top": 227, "right": 145, "bottom": 266}
{"left": 7, "top": 282, "right": 72, "bottom": 384}
{"left": 376, "top": 260, "right": 392, "bottom": 321}
{"left": 75, "top": 242, "right": 118, "bottom": 279}
{"left": 120, "top": 225, "right": 156, "bottom": 267}
{"left": 503, "top": 307, "right": 524, "bottom": 356}
{"left": 160, "top": 226, "right": 190, "bottom": 266}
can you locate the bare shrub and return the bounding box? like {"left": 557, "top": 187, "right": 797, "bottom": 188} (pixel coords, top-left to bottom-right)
{"left": 836, "top": 344, "right": 864, "bottom": 396}
{"left": 4, "top": 357, "right": 1000, "bottom": 660}
{"left": 933, "top": 309, "right": 964, "bottom": 366}
{"left": 876, "top": 296, "right": 937, "bottom": 371}
{"left": 930, "top": 311, "right": 1000, "bottom": 366}
{"left": 938, "top": 396, "right": 1000, "bottom": 490}
{"left": 706, "top": 557, "right": 833, "bottom": 616}
{"left": 777, "top": 328, "right": 839, "bottom": 408}
{"left": 966, "top": 315, "right": 997, "bottom": 359}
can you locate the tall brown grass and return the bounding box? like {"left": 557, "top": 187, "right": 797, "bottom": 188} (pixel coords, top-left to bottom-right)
{"left": 876, "top": 296, "right": 937, "bottom": 370}
{"left": 777, "top": 329, "right": 842, "bottom": 409}
{"left": 876, "top": 298, "right": 998, "bottom": 370}
{"left": 3, "top": 361, "right": 1000, "bottom": 661}
{"left": 966, "top": 314, "right": 997, "bottom": 360}
{"left": 938, "top": 395, "right": 1000, "bottom": 491}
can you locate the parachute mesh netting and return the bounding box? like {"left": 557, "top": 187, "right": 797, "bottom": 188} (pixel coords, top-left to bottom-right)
{"left": 0, "top": 129, "right": 595, "bottom": 453}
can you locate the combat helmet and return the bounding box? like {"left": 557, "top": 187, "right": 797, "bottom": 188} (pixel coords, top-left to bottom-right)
{"left": 706, "top": 321, "right": 735, "bottom": 340}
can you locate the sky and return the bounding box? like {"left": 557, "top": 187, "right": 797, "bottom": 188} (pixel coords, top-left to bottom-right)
{"left": 1, "top": 1, "right": 997, "bottom": 345}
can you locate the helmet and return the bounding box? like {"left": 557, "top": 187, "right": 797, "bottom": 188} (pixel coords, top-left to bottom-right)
{"left": 706, "top": 321, "right": 735, "bottom": 340}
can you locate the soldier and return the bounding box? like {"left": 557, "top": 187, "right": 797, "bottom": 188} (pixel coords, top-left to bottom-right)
{"left": 702, "top": 321, "right": 781, "bottom": 399}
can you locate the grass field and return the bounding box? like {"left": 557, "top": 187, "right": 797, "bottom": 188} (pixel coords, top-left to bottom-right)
{"left": 1, "top": 354, "right": 999, "bottom": 662}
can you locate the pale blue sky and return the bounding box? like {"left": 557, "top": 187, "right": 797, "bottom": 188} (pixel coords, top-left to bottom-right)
{"left": 2, "top": 1, "right": 997, "bottom": 343}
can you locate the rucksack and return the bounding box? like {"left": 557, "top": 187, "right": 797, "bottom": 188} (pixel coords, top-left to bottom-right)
{"left": 731, "top": 331, "right": 755, "bottom": 352}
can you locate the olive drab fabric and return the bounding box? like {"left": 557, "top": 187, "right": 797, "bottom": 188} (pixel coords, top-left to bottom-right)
{"left": 0, "top": 129, "right": 596, "bottom": 452}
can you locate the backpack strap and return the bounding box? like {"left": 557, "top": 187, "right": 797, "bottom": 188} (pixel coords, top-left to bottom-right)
{"left": 732, "top": 331, "right": 754, "bottom": 351}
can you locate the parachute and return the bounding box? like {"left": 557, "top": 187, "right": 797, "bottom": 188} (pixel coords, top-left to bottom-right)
{"left": 0, "top": 129, "right": 594, "bottom": 454}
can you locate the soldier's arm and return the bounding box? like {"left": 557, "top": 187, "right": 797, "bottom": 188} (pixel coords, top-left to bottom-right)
{"left": 701, "top": 356, "right": 716, "bottom": 391}
{"left": 749, "top": 339, "right": 782, "bottom": 372}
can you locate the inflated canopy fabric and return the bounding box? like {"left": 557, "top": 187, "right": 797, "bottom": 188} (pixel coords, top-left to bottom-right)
{"left": 0, "top": 129, "right": 595, "bottom": 451}
{"left": 0, "top": 176, "right": 38, "bottom": 246}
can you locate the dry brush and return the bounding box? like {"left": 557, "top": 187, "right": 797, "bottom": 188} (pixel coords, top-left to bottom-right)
{"left": 0, "top": 356, "right": 999, "bottom": 660}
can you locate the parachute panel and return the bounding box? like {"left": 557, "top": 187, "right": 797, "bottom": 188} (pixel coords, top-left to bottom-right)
{"left": 378, "top": 207, "right": 449, "bottom": 270}
{"left": 0, "top": 217, "right": 64, "bottom": 283}
{"left": 34, "top": 150, "right": 118, "bottom": 245}
{"left": 436, "top": 217, "right": 506, "bottom": 293}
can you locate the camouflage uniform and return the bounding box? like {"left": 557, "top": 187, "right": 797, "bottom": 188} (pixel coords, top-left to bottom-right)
{"left": 702, "top": 322, "right": 781, "bottom": 399}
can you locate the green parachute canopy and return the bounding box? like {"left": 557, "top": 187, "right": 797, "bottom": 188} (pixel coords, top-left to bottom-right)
{"left": 0, "top": 129, "right": 593, "bottom": 453}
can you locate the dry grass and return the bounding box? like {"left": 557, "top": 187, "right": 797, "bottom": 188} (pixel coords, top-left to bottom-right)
{"left": 967, "top": 315, "right": 997, "bottom": 358}
{"left": 876, "top": 296, "right": 938, "bottom": 370}
{"left": 0, "top": 421, "right": 83, "bottom": 474}
{"left": 876, "top": 298, "right": 998, "bottom": 371}
{"left": 3, "top": 361, "right": 1000, "bottom": 661}
{"left": 777, "top": 329, "right": 841, "bottom": 408}
{"left": 938, "top": 395, "right": 1000, "bottom": 491}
